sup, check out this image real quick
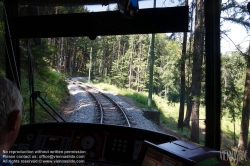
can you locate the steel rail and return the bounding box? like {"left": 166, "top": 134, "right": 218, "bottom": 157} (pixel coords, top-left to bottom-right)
{"left": 68, "top": 80, "right": 104, "bottom": 124}
{"left": 79, "top": 85, "right": 104, "bottom": 124}
{"left": 99, "top": 91, "right": 131, "bottom": 127}
{"left": 71, "top": 80, "right": 131, "bottom": 127}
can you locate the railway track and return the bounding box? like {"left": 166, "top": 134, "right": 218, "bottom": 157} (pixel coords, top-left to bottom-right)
{"left": 68, "top": 79, "right": 132, "bottom": 127}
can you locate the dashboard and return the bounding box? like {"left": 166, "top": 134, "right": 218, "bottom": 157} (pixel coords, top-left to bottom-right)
{"left": 9, "top": 123, "right": 230, "bottom": 166}
{"left": 10, "top": 122, "right": 177, "bottom": 166}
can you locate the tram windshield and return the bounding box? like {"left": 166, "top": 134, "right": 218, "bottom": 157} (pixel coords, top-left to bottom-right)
{"left": 8, "top": 0, "right": 189, "bottom": 133}
{"left": 0, "top": 0, "right": 247, "bottom": 165}
{"left": 14, "top": 1, "right": 192, "bottom": 136}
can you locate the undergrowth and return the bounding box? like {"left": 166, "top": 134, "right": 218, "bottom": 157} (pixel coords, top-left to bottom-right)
{"left": 0, "top": 64, "right": 67, "bottom": 124}
{"left": 91, "top": 82, "right": 245, "bottom": 150}
{"left": 21, "top": 66, "right": 68, "bottom": 124}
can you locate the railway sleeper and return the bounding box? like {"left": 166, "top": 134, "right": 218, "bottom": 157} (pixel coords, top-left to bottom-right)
{"left": 103, "top": 116, "right": 124, "bottom": 120}
{"left": 104, "top": 110, "right": 122, "bottom": 114}
{"left": 104, "top": 120, "right": 126, "bottom": 124}
{"left": 102, "top": 107, "right": 117, "bottom": 110}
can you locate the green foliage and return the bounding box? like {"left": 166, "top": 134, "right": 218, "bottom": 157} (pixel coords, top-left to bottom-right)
{"left": 222, "top": 81, "right": 242, "bottom": 119}
{"left": 111, "top": 73, "right": 128, "bottom": 88}
{"left": 106, "top": 34, "right": 183, "bottom": 101}
{"left": 103, "top": 76, "right": 112, "bottom": 84}
{"left": 0, "top": 65, "right": 67, "bottom": 125}
{"left": 0, "top": 70, "right": 4, "bottom": 77}
{"left": 221, "top": 53, "right": 246, "bottom": 118}
{"left": 29, "top": 39, "right": 58, "bottom": 67}
{"left": 1, "top": 1, "right": 249, "bottom": 151}
{"left": 155, "top": 36, "right": 182, "bottom": 102}
{"left": 21, "top": 66, "right": 67, "bottom": 124}
{"left": 125, "top": 91, "right": 156, "bottom": 108}
{"left": 58, "top": 5, "right": 89, "bottom": 14}
{"left": 93, "top": 82, "right": 205, "bottom": 143}
{"left": 221, "top": 0, "right": 250, "bottom": 32}
{"left": 68, "top": 71, "right": 88, "bottom": 77}
{"left": 220, "top": 52, "right": 249, "bottom": 147}
{"left": 78, "top": 78, "right": 88, "bottom": 83}
{"left": 95, "top": 82, "right": 154, "bottom": 108}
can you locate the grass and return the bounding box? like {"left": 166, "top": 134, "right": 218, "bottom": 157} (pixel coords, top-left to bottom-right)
{"left": 91, "top": 82, "right": 245, "bottom": 149}
{"left": 0, "top": 63, "right": 68, "bottom": 124}
{"left": 0, "top": 70, "right": 4, "bottom": 76}
{"left": 1, "top": 62, "right": 248, "bottom": 164}
{"left": 92, "top": 82, "right": 250, "bottom": 165}
{"left": 93, "top": 83, "right": 156, "bottom": 108}
{"left": 93, "top": 82, "right": 206, "bottom": 143}
{"left": 20, "top": 66, "right": 68, "bottom": 124}
{"left": 68, "top": 71, "right": 88, "bottom": 77}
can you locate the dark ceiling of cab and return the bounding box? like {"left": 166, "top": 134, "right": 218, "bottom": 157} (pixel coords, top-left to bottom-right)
{"left": 12, "top": 0, "right": 189, "bottom": 38}
{"left": 17, "top": 0, "right": 118, "bottom": 5}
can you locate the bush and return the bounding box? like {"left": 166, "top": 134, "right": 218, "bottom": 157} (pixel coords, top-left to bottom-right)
{"left": 21, "top": 66, "right": 67, "bottom": 124}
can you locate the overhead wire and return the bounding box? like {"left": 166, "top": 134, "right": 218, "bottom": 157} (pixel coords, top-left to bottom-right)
{"left": 221, "top": 31, "right": 248, "bottom": 57}
{"left": 2, "top": 1, "right": 26, "bottom": 119}
{"left": 26, "top": 39, "right": 35, "bottom": 122}
{"left": 2, "top": 1, "right": 22, "bottom": 91}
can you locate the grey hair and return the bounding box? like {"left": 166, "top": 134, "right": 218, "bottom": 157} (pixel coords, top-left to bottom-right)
{"left": 0, "top": 77, "right": 23, "bottom": 131}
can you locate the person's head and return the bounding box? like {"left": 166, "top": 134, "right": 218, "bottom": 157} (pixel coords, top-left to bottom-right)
{"left": 0, "top": 77, "right": 23, "bottom": 153}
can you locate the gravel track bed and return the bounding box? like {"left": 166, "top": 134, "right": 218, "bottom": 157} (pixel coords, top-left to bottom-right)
{"left": 67, "top": 77, "right": 160, "bottom": 132}
{"left": 67, "top": 84, "right": 96, "bottom": 123}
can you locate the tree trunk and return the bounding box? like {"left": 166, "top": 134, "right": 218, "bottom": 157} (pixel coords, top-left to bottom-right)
{"left": 190, "top": 0, "right": 204, "bottom": 143}
{"left": 50, "top": 38, "right": 56, "bottom": 68}
{"left": 137, "top": 42, "right": 142, "bottom": 92}
{"left": 117, "top": 38, "right": 121, "bottom": 69}
{"left": 178, "top": 31, "right": 187, "bottom": 129}
{"left": 247, "top": 140, "right": 250, "bottom": 158}
{"left": 238, "top": 55, "right": 250, "bottom": 152}
{"left": 99, "top": 59, "right": 102, "bottom": 75}
{"left": 76, "top": 52, "right": 80, "bottom": 72}
{"left": 184, "top": 94, "right": 192, "bottom": 128}
{"left": 69, "top": 51, "right": 72, "bottom": 77}
{"left": 57, "top": 37, "right": 63, "bottom": 72}
{"left": 177, "top": 0, "right": 188, "bottom": 130}
{"left": 183, "top": 0, "right": 195, "bottom": 126}
{"left": 165, "top": 85, "right": 168, "bottom": 99}
{"left": 146, "top": 36, "right": 152, "bottom": 78}
{"left": 111, "top": 42, "right": 115, "bottom": 76}
{"left": 67, "top": 38, "right": 73, "bottom": 76}
{"left": 63, "top": 38, "right": 68, "bottom": 73}
{"left": 101, "top": 49, "right": 106, "bottom": 77}
{"left": 129, "top": 40, "right": 134, "bottom": 89}
{"left": 88, "top": 47, "right": 92, "bottom": 83}
{"left": 49, "top": 38, "right": 53, "bottom": 67}
{"left": 121, "top": 43, "right": 126, "bottom": 73}
{"left": 73, "top": 46, "right": 77, "bottom": 72}
{"left": 81, "top": 48, "right": 85, "bottom": 72}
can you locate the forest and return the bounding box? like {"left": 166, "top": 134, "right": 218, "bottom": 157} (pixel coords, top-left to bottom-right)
{"left": 0, "top": 0, "right": 250, "bottom": 163}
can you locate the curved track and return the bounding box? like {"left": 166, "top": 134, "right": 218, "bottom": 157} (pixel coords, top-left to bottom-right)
{"left": 69, "top": 80, "right": 131, "bottom": 127}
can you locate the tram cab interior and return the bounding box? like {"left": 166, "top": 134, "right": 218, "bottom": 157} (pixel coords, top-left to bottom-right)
{"left": 2, "top": 0, "right": 228, "bottom": 165}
